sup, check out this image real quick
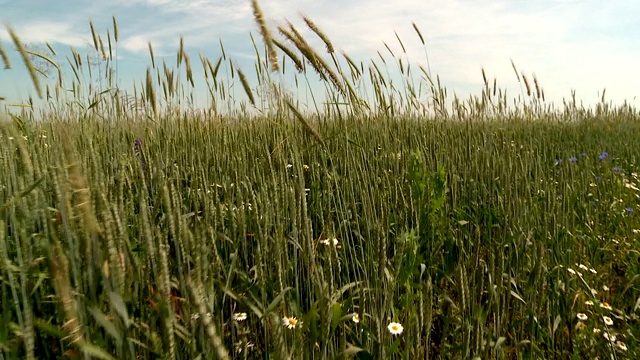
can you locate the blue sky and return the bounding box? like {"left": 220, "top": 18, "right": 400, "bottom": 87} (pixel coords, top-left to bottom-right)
{"left": 1, "top": 0, "right": 639, "bottom": 112}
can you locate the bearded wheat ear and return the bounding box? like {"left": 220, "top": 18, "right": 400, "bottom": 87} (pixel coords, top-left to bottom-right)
{"left": 0, "top": 39, "right": 11, "bottom": 69}
{"left": 273, "top": 39, "right": 304, "bottom": 73}
{"left": 521, "top": 72, "right": 531, "bottom": 97}
{"left": 251, "top": 0, "right": 279, "bottom": 72}
{"left": 302, "top": 15, "right": 334, "bottom": 53}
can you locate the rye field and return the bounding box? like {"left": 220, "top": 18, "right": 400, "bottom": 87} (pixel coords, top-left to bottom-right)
{"left": 1, "top": 3, "right": 640, "bottom": 359}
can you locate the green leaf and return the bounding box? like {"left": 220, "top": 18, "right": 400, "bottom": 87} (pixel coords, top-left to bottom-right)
{"left": 339, "top": 344, "right": 366, "bottom": 356}
{"left": 510, "top": 290, "right": 526, "bottom": 304}
{"left": 30, "top": 273, "right": 47, "bottom": 296}
{"left": 217, "top": 281, "right": 263, "bottom": 318}
{"left": 108, "top": 291, "right": 131, "bottom": 328}
{"left": 330, "top": 303, "right": 342, "bottom": 333}
{"left": 33, "top": 318, "right": 65, "bottom": 338}
{"left": 263, "top": 286, "right": 293, "bottom": 317}
{"left": 78, "top": 342, "right": 117, "bottom": 360}
{"left": 88, "top": 306, "right": 121, "bottom": 344}
{"left": 552, "top": 315, "right": 562, "bottom": 335}
{"left": 331, "top": 281, "right": 361, "bottom": 303}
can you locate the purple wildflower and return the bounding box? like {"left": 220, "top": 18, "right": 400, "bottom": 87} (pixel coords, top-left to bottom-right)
{"left": 625, "top": 207, "right": 634, "bottom": 213}
{"left": 554, "top": 159, "right": 562, "bottom": 166}
{"left": 134, "top": 138, "right": 143, "bottom": 156}
{"left": 599, "top": 152, "right": 608, "bottom": 160}
{"left": 613, "top": 166, "right": 622, "bottom": 172}
{"left": 569, "top": 157, "right": 577, "bottom": 163}
{"left": 595, "top": 176, "right": 602, "bottom": 182}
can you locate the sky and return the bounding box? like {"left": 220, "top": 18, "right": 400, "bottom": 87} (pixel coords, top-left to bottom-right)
{"left": 1, "top": 0, "right": 639, "bottom": 113}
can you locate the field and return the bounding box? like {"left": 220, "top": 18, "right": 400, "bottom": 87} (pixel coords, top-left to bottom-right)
{"left": 1, "top": 3, "right": 640, "bottom": 359}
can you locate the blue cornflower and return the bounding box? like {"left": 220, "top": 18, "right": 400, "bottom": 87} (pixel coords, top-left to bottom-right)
{"left": 595, "top": 176, "right": 602, "bottom": 182}
{"left": 134, "top": 138, "right": 143, "bottom": 156}
{"left": 613, "top": 166, "right": 622, "bottom": 172}
{"left": 599, "top": 152, "right": 608, "bottom": 160}
{"left": 569, "top": 157, "right": 578, "bottom": 163}
{"left": 625, "top": 207, "right": 634, "bottom": 213}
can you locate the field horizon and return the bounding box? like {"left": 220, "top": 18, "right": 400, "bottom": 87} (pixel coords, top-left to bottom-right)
{"left": 1, "top": 2, "right": 640, "bottom": 359}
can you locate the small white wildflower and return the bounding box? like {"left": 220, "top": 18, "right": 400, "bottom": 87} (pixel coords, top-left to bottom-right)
{"left": 591, "top": 288, "right": 598, "bottom": 296}
{"left": 585, "top": 300, "right": 594, "bottom": 306}
{"left": 603, "top": 316, "right": 614, "bottom": 326}
{"left": 616, "top": 341, "right": 628, "bottom": 351}
{"left": 577, "top": 313, "right": 588, "bottom": 321}
{"left": 625, "top": 183, "right": 640, "bottom": 191}
{"left": 603, "top": 285, "right": 610, "bottom": 292}
{"left": 578, "top": 264, "right": 589, "bottom": 271}
{"left": 593, "top": 328, "right": 601, "bottom": 334}
{"left": 567, "top": 268, "right": 576, "bottom": 275}
{"left": 387, "top": 322, "right": 403, "bottom": 335}
{"left": 286, "top": 164, "right": 293, "bottom": 168}
{"left": 603, "top": 332, "right": 616, "bottom": 342}
{"left": 589, "top": 268, "right": 597, "bottom": 274}
{"left": 233, "top": 312, "right": 248, "bottom": 322}
{"left": 352, "top": 313, "right": 360, "bottom": 323}
{"left": 600, "top": 302, "right": 613, "bottom": 310}
{"left": 320, "top": 238, "right": 339, "bottom": 246}
{"left": 282, "top": 316, "right": 301, "bottom": 329}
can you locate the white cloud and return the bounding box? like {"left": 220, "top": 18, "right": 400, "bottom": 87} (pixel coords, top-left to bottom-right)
{"left": 252, "top": 0, "right": 639, "bottom": 105}
{"left": 121, "top": 35, "right": 151, "bottom": 54}
{"left": 0, "top": 21, "right": 88, "bottom": 48}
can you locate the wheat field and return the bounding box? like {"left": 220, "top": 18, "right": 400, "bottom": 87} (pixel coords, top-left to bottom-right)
{"left": 1, "top": 2, "right": 639, "bottom": 359}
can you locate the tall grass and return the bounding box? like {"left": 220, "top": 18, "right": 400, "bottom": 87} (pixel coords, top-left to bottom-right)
{"left": 1, "top": 2, "right": 639, "bottom": 359}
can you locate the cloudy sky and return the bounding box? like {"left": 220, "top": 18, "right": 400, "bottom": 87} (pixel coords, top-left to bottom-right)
{"left": 1, "top": 0, "right": 639, "bottom": 111}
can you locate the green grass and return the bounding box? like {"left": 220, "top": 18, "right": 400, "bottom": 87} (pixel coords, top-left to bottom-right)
{"left": 1, "top": 4, "right": 640, "bottom": 359}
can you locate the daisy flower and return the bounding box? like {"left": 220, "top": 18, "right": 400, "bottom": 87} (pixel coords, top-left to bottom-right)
{"left": 387, "top": 322, "right": 403, "bottom": 335}
{"left": 233, "top": 312, "right": 248, "bottom": 322}
{"left": 576, "top": 313, "right": 588, "bottom": 321}
{"left": 603, "top": 316, "right": 614, "bottom": 326}
{"left": 603, "top": 332, "right": 616, "bottom": 342}
{"left": 283, "top": 316, "right": 302, "bottom": 329}
{"left": 600, "top": 302, "right": 613, "bottom": 311}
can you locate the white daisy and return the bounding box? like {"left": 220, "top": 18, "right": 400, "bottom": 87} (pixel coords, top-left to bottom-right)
{"left": 233, "top": 312, "right": 248, "bottom": 322}
{"left": 282, "top": 316, "right": 301, "bottom": 329}
{"left": 387, "top": 322, "right": 403, "bottom": 335}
